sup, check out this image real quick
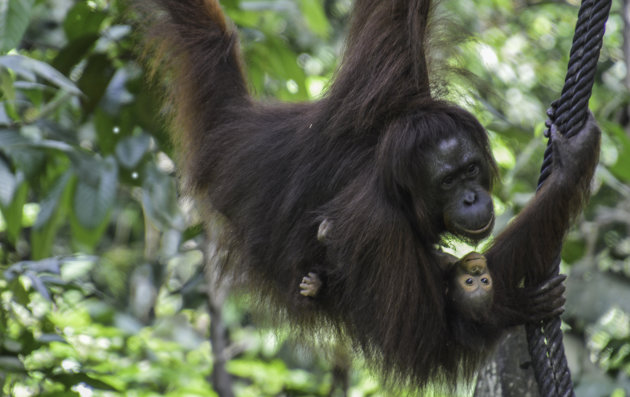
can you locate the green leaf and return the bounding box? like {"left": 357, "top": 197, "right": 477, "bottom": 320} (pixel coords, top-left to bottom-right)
{"left": 0, "top": 0, "right": 34, "bottom": 53}
{"left": 34, "top": 171, "right": 72, "bottom": 229}
{"left": 0, "top": 55, "right": 81, "bottom": 94}
{"left": 31, "top": 172, "right": 73, "bottom": 259}
{"left": 0, "top": 157, "right": 27, "bottom": 244}
{"left": 77, "top": 54, "right": 115, "bottom": 115}
{"left": 0, "top": 127, "right": 30, "bottom": 148}
{"left": 0, "top": 155, "right": 18, "bottom": 207}
{"left": 141, "top": 163, "right": 182, "bottom": 230}
{"left": 9, "top": 147, "right": 46, "bottom": 181}
{"left": 129, "top": 84, "right": 170, "bottom": 150}
{"left": 0, "top": 355, "right": 25, "bottom": 373}
{"left": 52, "top": 373, "right": 118, "bottom": 391}
{"left": 72, "top": 156, "right": 117, "bottom": 229}
{"left": 246, "top": 36, "right": 308, "bottom": 99}
{"left": 7, "top": 257, "right": 62, "bottom": 275}
{"left": 605, "top": 121, "right": 630, "bottom": 183}
{"left": 7, "top": 278, "right": 29, "bottom": 306}
{"left": 40, "top": 392, "right": 80, "bottom": 397}
{"left": 52, "top": 34, "right": 100, "bottom": 76}
{"left": 115, "top": 133, "right": 151, "bottom": 169}
{"left": 25, "top": 271, "right": 51, "bottom": 301}
{"left": 63, "top": 2, "right": 107, "bottom": 41}
{"left": 0, "top": 178, "right": 26, "bottom": 245}
{"left": 0, "top": 68, "right": 17, "bottom": 121}
{"left": 70, "top": 156, "right": 118, "bottom": 250}
{"left": 182, "top": 223, "right": 204, "bottom": 241}
{"left": 297, "top": 0, "right": 329, "bottom": 38}
{"left": 93, "top": 108, "right": 122, "bottom": 154}
{"left": 227, "top": 358, "right": 290, "bottom": 394}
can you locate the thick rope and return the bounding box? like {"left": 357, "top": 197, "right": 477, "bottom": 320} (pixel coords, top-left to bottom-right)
{"left": 526, "top": 1, "right": 612, "bottom": 396}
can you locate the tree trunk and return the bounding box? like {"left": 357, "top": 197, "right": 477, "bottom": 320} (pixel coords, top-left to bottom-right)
{"left": 204, "top": 219, "right": 235, "bottom": 397}
{"left": 474, "top": 327, "right": 541, "bottom": 397}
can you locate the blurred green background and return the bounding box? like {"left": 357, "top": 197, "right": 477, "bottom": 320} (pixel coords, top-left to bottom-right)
{"left": 0, "top": 0, "right": 629, "bottom": 396}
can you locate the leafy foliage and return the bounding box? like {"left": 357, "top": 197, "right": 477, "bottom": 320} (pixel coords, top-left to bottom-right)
{"left": 0, "top": 0, "right": 628, "bottom": 396}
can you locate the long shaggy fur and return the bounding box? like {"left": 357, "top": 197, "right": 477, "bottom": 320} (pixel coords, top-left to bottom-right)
{"left": 136, "top": 0, "right": 600, "bottom": 391}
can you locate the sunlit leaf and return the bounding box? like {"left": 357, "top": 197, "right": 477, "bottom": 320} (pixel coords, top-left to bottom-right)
{"left": 7, "top": 278, "right": 29, "bottom": 306}
{"left": 245, "top": 36, "right": 308, "bottom": 100}
{"left": 297, "top": 0, "right": 329, "bottom": 38}
{"left": 605, "top": 121, "right": 630, "bottom": 183}
{"left": 0, "top": 68, "right": 17, "bottom": 121}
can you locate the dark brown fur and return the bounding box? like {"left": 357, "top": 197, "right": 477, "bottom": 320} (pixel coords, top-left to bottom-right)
{"left": 136, "top": 0, "right": 600, "bottom": 390}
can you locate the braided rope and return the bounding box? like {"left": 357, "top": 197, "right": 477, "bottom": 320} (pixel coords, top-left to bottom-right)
{"left": 526, "top": 1, "right": 612, "bottom": 396}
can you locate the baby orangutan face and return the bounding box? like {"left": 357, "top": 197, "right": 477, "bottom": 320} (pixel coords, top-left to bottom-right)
{"left": 447, "top": 252, "right": 493, "bottom": 322}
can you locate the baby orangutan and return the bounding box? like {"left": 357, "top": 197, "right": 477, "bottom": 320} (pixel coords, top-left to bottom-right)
{"left": 445, "top": 252, "right": 493, "bottom": 322}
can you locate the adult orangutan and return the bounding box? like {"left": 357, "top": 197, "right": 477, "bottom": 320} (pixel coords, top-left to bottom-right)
{"left": 137, "top": 0, "right": 600, "bottom": 389}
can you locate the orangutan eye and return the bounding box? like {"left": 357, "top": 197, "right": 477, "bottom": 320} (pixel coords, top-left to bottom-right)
{"left": 467, "top": 163, "right": 479, "bottom": 176}
{"left": 442, "top": 175, "right": 455, "bottom": 189}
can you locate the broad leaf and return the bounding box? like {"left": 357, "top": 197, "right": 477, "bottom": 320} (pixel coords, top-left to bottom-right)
{"left": 63, "top": 2, "right": 106, "bottom": 41}
{"left": 0, "top": 0, "right": 34, "bottom": 53}
{"left": 70, "top": 156, "right": 118, "bottom": 250}
{"left": 115, "top": 133, "right": 151, "bottom": 169}
{"left": 77, "top": 54, "right": 115, "bottom": 114}
{"left": 31, "top": 172, "right": 73, "bottom": 259}
{"left": 0, "top": 55, "right": 81, "bottom": 94}
{"left": 298, "top": 0, "right": 329, "bottom": 38}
